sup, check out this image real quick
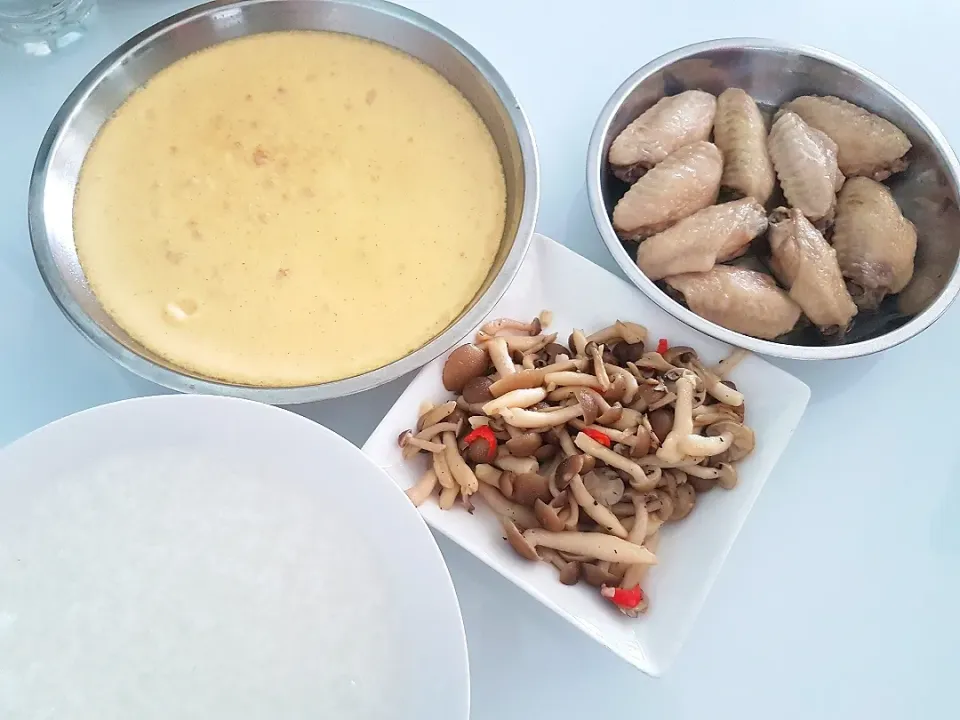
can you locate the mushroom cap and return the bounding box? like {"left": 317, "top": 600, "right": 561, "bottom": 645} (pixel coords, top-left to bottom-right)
{"left": 573, "top": 387, "right": 601, "bottom": 425}
{"left": 717, "top": 462, "right": 738, "bottom": 490}
{"left": 462, "top": 376, "right": 494, "bottom": 404}
{"left": 464, "top": 437, "right": 495, "bottom": 464}
{"left": 706, "top": 420, "right": 755, "bottom": 462}
{"left": 502, "top": 518, "right": 539, "bottom": 561}
{"left": 582, "top": 470, "right": 625, "bottom": 506}
{"left": 534, "top": 443, "right": 558, "bottom": 462}
{"left": 442, "top": 344, "right": 489, "bottom": 392}
{"left": 602, "top": 373, "right": 628, "bottom": 403}
{"left": 556, "top": 454, "right": 585, "bottom": 489}
{"left": 510, "top": 472, "right": 552, "bottom": 507}
{"left": 648, "top": 408, "right": 674, "bottom": 443}
{"left": 631, "top": 426, "right": 652, "bottom": 458}
{"left": 670, "top": 482, "right": 696, "bottom": 520}
{"left": 613, "top": 341, "right": 646, "bottom": 365}
{"left": 558, "top": 562, "right": 581, "bottom": 585}
{"left": 688, "top": 474, "right": 718, "bottom": 493}
{"left": 505, "top": 433, "right": 542, "bottom": 457}
{"left": 534, "top": 498, "right": 567, "bottom": 531}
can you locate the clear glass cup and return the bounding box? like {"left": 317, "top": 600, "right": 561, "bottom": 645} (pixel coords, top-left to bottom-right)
{"left": 0, "top": 0, "right": 98, "bottom": 56}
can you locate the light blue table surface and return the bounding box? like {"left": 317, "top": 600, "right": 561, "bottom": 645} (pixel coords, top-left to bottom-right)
{"left": 2, "top": 1, "right": 959, "bottom": 717}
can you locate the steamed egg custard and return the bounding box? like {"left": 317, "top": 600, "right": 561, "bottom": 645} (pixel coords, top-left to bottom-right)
{"left": 74, "top": 31, "right": 507, "bottom": 386}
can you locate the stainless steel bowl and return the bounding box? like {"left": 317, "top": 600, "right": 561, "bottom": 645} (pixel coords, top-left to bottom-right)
{"left": 587, "top": 38, "right": 960, "bottom": 360}
{"left": 29, "top": 0, "right": 539, "bottom": 402}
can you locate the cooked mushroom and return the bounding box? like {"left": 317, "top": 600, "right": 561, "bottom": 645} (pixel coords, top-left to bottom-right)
{"left": 492, "top": 449, "right": 539, "bottom": 475}
{"left": 712, "top": 348, "right": 749, "bottom": 379}
{"left": 574, "top": 432, "right": 657, "bottom": 492}
{"left": 555, "top": 454, "right": 586, "bottom": 490}
{"left": 544, "top": 371, "right": 603, "bottom": 390}
{"left": 498, "top": 404, "right": 584, "bottom": 429}
{"left": 462, "top": 376, "right": 495, "bottom": 404}
{"left": 442, "top": 346, "right": 488, "bottom": 392}
{"left": 604, "top": 364, "right": 639, "bottom": 405}
{"left": 558, "top": 561, "right": 581, "bottom": 585}
{"left": 481, "top": 387, "right": 547, "bottom": 415}
{"left": 505, "top": 433, "right": 542, "bottom": 457}
{"left": 416, "top": 400, "right": 458, "bottom": 432}
{"left": 433, "top": 451, "right": 456, "bottom": 489}
{"left": 582, "top": 562, "right": 624, "bottom": 588}
{"left": 480, "top": 317, "right": 542, "bottom": 338}
{"left": 717, "top": 462, "right": 738, "bottom": 489}
{"left": 398, "top": 430, "right": 445, "bottom": 459}
{"left": 706, "top": 420, "right": 756, "bottom": 463}
{"left": 582, "top": 470, "right": 625, "bottom": 506}
{"left": 476, "top": 483, "right": 538, "bottom": 529}
{"left": 502, "top": 518, "right": 540, "bottom": 560}
{"left": 438, "top": 485, "right": 459, "bottom": 510}
{"left": 663, "top": 346, "right": 744, "bottom": 407}
{"left": 671, "top": 483, "right": 696, "bottom": 520}
{"left": 570, "top": 473, "right": 629, "bottom": 538}
{"left": 473, "top": 463, "right": 502, "bottom": 486}
{"left": 405, "top": 468, "right": 439, "bottom": 507}
{"left": 442, "top": 432, "right": 479, "bottom": 494}
{"left": 601, "top": 373, "right": 629, "bottom": 403}
{"left": 415, "top": 421, "right": 461, "bottom": 442}
{"left": 657, "top": 375, "right": 734, "bottom": 463}
{"left": 485, "top": 337, "right": 516, "bottom": 379}
{"left": 534, "top": 498, "right": 567, "bottom": 531}
{"left": 522, "top": 529, "right": 658, "bottom": 565}
{"left": 509, "top": 472, "right": 552, "bottom": 506}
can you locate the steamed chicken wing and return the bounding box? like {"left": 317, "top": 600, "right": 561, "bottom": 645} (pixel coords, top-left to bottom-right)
{"left": 666, "top": 265, "right": 802, "bottom": 339}
{"left": 768, "top": 111, "right": 844, "bottom": 226}
{"left": 608, "top": 90, "right": 717, "bottom": 181}
{"left": 768, "top": 207, "right": 857, "bottom": 333}
{"left": 713, "top": 88, "right": 775, "bottom": 203}
{"left": 612, "top": 141, "right": 723, "bottom": 240}
{"left": 779, "top": 95, "right": 911, "bottom": 180}
{"left": 832, "top": 177, "right": 917, "bottom": 309}
{"left": 635, "top": 197, "right": 768, "bottom": 280}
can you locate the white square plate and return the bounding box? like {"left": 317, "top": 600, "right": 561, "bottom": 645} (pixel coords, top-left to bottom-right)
{"left": 362, "top": 233, "right": 810, "bottom": 676}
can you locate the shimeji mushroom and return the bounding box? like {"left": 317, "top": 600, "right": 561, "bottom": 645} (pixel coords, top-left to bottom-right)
{"left": 657, "top": 375, "right": 735, "bottom": 464}
{"left": 717, "top": 462, "right": 738, "bottom": 489}
{"left": 505, "top": 433, "right": 542, "bottom": 457}
{"left": 521, "top": 529, "right": 658, "bottom": 565}
{"left": 416, "top": 400, "right": 458, "bottom": 431}
{"left": 405, "top": 468, "right": 439, "bottom": 507}
{"left": 498, "top": 403, "right": 584, "bottom": 429}
{"left": 569, "top": 473, "right": 629, "bottom": 538}
{"left": 544, "top": 371, "right": 603, "bottom": 390}
{"left": 585, "top": 342, "right": 612, "bottom": 391}
{"left": 485, "top": 337, "right": 516, "bottom": 378}
{"left": 479, "top": 316, "right": 542, "bottom": 339}
{"left": 534, "top": 497, "right": 567, "bottom": 531}
{"left": 492, "top": 449, "right": 539, "bottom": 475}
{"left": 604, "top": 363, "right": 639, "bottom": 405}
{"left": 481, "top": 387, "right": 547, "bottom": 415}
{"left": 432, "top": 451, "right": 456, "bottom": 489}
{"left": 478, "top": 483, "right": 537, "bottom": 529}
{"left": 574, "top": 432, "right": 658, "bottom": 492}
{"left": 585, "top": 320, "right": 648, "bottom": 346}
{"left": 442, "top": 432, "right": 479, "bottom": 494}
{"left": 442, "top": 346, "right": 489, "bottom": 392}
{"left": 664, "top": 346, "right": 744, "bottom": 407}
{"left": 582, "top": 470, "right": 625, "bottom": 506}
{"left": 473, "top": 463, "right": 502, "bottom": 486}
{"left": 706, "top": 420, "right": 756, "bottom": 463}
{"left": 397, "top": 430, "right": 445, "bottom": 459}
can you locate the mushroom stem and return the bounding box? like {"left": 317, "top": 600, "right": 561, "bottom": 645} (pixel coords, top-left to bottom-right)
{"left": 543, "top": 371, "right": 603, "bottom": 390}
{"left": 569, "top": 474, "right": 629, "bottom": 538}
{"left": 498, "top": 404, "right": 584, "bottom": 429}
{"left": 399, "top": 431, "right": 446, "bottom": 459}
{"left": 473, "top": 463, "right": 503, "bottom": 486}
{"left": 485, "top": 337, "right": 516, "bottom": 378}
{"left": 481, "top": 387, "right": 547, "bottom": 415}
{"left": 433, "top": 451, "right": 456, "bottom": 489}
{"left": 522, "top": 529, "right": 657, "bottom": 565}
{"left": 442, "top": 432, "right": 479, "bottom": 494}
{"left": 492, "top": 450, "right": 539, "bottom": 475}
{"left": 476, "top": 483, "right": 538, "bottom": 528}
{"left": 680, "top": 432, "right": 734, "bottom": 458}
{"left": 479, "top": 317, "right": 541, "bottom": 338}
{"left": 405, "top": 468, "right": 439, "bottom": 507}
{"left": 604, "top": 364, "right": 639, "bottom": 405}
{"left": 712, "top": 348, "right": 750, "bottom": 379}
{"left": 415, "top": 421, "right": 461, "bottom": 441}
{"left": 588, "top": 343, "right": 611, "bottom": 391}
{"left": 627, "top": 496, "right": 649, "bottom": 546}
{"left": 569, "top": 329, "right": 588, "bottom": 357}
{"left": 574, "top": 432, "right": 656, "bottom": 492}
{"left": 681, "top": 464, "right": 721, "bottom": 479}
{"left": 417, "top": 400, "right": 458, "bottom": 431}
{"left": 657, "top": 375, "right": 696, "bottom": 464}
{"left": 438, "top": 485, "right": 459, "bottom": 510}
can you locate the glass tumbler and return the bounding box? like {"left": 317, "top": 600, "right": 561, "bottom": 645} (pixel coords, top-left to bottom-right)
{"left": 0, "top": 0, "right": 97, "bottom": 56}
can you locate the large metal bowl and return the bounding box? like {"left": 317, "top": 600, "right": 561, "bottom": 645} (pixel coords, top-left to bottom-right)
{"left": 29, "top": 0, "right": 539, "bottom": 402}
{"left": 587, "top": 38, "right": 960, "bottom": 360}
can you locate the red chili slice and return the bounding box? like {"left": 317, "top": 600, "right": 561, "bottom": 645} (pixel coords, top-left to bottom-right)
{"left": 582, "top": 428, "right": 611, "bottom": 448}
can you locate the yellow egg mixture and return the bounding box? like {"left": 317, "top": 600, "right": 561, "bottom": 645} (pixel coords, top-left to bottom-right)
{"left": 74, "top": 31, "right": 507, "bottom": 386}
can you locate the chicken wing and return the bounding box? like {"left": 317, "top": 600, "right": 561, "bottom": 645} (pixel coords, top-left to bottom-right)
{"left": 635, "top": 197, "right": 768, "bottom": 280}
{"left": 612, "top": 141, "right": 723, "bottom": 240}
{"left": 666, "top": 265, "right": 802, "bottom": 339}
{"left": 832, "top": 177, "right": 917, "bottom": 309}
{"left": 779, "top": 95, "right": 911, "bottom": 180}
{"left": 608, "top": 90, "right": 717, "bottom": 181}
{"left": 768, "top": 207, "right": 857, "bottom": 333}
{"left": 768, "top": 111, "right": 844, "bottom": 226}
{"left": 713, "top": 88, "right": 775, "bottom": 203}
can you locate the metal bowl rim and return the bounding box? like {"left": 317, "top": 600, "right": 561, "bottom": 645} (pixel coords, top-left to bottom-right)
{"left": 29, "top": 0, "right": 540, "bottom": 402}
{"left": 586, "top": 36, "right": 960, "bottom": 360}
